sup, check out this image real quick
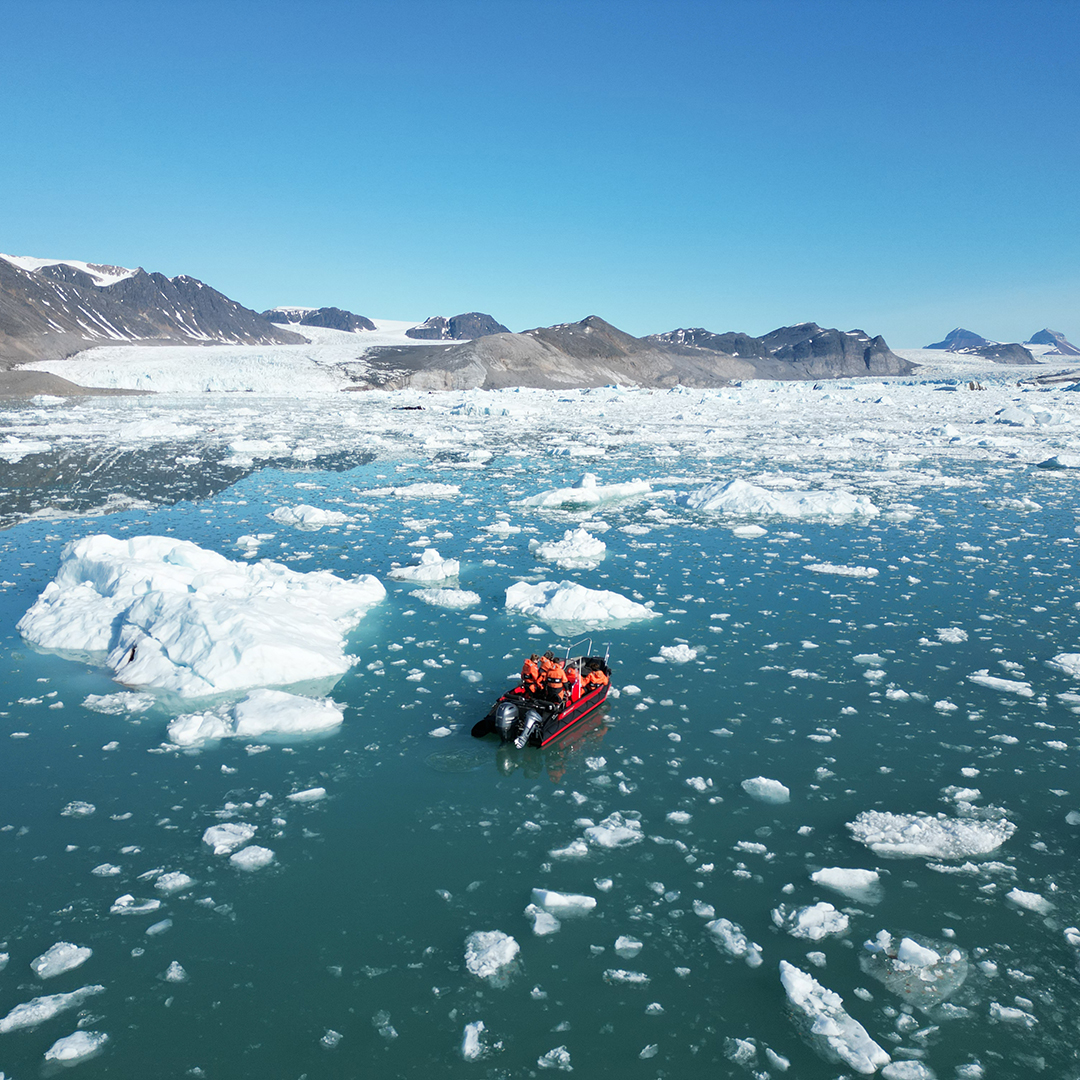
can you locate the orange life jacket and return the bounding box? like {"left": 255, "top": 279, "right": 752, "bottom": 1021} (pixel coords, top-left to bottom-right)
{"left": 521, "top": 658, "right": 540, "bottom": 687}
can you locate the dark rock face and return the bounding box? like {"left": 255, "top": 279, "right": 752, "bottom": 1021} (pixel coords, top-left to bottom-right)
{"left": 966, "top": 342, "right": 1037, "bottom": 364}
{"left": 1026, "top": 329, "right": 1080, "bottom": 356}
{"left": 651, "top": 327, "right": 771, "bottom": 359}
{"left": 261, "top": 306, "right": 375, "bottom": 332}
{"left": 0, "top": 255, "right": 305, "bottom": 367}
{"left": 925, "top": 328, "right": 990, "bottom": 350}
{"left": 405, "top": 312, "right": 510, "bottom": 340}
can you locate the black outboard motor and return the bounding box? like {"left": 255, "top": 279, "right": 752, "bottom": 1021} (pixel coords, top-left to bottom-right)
{"left": 514, "top": 708, "right": 543, "bottom": 749}
{"left": 494, "top": 701, "right": 519, "bottom": 740}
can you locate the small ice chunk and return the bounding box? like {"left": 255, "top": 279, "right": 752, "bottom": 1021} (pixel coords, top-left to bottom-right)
{"left": 44, "top": 1030, "right": 109, "bottom": 1063}
{"left": 0, "top": 985, "right": 105, "bottom": 1033}
{"left": 861, "top": 932, "right": 968, "bottom": 1012}
{"left": 537, "top": 1045, "right": 573, "bottom": 1071}
{"left": 524, "top": 905, "right": 561, "bottom": 936}
{"left": 584, "top": 811, "right": 643, "bottom": 848}
{"left": 805, "top": 563, "right": 879, "bottom": 578}
{"left": 936, "top": 627, "right": 968, "bottom": 644}
{"left": 464, "top": 930, "right": 519, "bottom": 984}
{"left": 549, "top": 838, "right": 589, "bottom": 859}
{"left": 881, "top": 1063, "right": 935, "bottom": 1080}
{"left": 521, "top": 473, "right": 650, "bottom": 509}
{"left": 110, "top": 895, "right": 162, "bottom": 915}
{"left": 91, "top": 863, "right": 121, "bottom": 876}
{"left": 811, "top": 867, "right": 883, "bottom": 905}
{"left": 531, "top": 888, "right": 597, "bottom": 914}
{"left": 287, "top": 787, "right": 327, "bottom": 803}
{"left": 1006, "top": 888, "right": 1055, "bottom": 914}
{"left": 461, "top": 1020, "right": 485, "bottom": 1060}
{"left": 163, "top": 960, "right": 188, "bottom": 982}
{"left": 230, "top": 846, "right": 274, "bottom": 871}
{"left": 60, "top": 801, "right": 96, "bottom": 818}
{"left": 614, "top": 936, "right": 643, "bottom": 959}
{"left": 321, "top": 1029, "right": 343, "bottom": 1049}
{"left": 604, "top": 969, "right": 650, "bottom": 985}
{"left": 779, "top": 961, "right": 890, "bottom": 1074}
{"left": 966, "top": 670, "right": 1033, "bottom": 697}
{"left": 742, "top": 777, "right": 790, "bottom": 804}
{"left": 658, "top": 643, "right": 697, "bottom": 664}
{"left": 269, "top": 504, "right": 349, "bottom": 528}
{"left": 772, "top": 902, "right": 849, "bottom": 941}
{"left": 155, "top": 872, "right": 194, "bottom": 894}
{"left": 31, "top": 942, "right": 92, "bottom": 980}
{"left": 1047, "top": 652, "right": 1080, "bottom": 677}
{"left": 202, "top": 822, "right": 257, "bottom": 855}
{"left": 413, "top": 587, "right": 480, "bottom": 609}
{"left": 388, "top": 548, "right": 459, "bottom": 582}
{"left": 530, "top": 527, "right": 607, "bottom": 565}
{"left": 706, "top": 918, "right": 763, "bottom": 967}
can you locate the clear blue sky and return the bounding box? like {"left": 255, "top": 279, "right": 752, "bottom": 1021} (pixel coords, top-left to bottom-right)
{"left": 3, "top": 0, "right": 1077, "bottom": 347}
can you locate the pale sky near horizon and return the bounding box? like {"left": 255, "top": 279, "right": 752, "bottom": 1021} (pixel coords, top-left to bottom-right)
{"left": 2, "top": 0, "right": 1077, "bottom": 347}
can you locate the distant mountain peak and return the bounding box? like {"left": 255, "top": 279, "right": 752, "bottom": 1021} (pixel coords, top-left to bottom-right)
{"left": 924, "top": 328, "right": 991, "bottom": 350}
{"left": 405, "top": 312, "right": 510, "bottom": 341}
{"left": 262, "top": 306, "right": 375, "bottom": 333}
{"left": 1025, "top": 328, "right": 1080, "bottom": 356}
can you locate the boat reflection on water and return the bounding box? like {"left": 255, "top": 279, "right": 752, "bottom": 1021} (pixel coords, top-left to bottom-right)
{"left": 494, "top": 708, "right": 610, "bottom": 783}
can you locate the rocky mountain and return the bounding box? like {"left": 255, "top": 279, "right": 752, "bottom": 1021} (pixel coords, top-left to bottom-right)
{"left": 1025, "top": 328, "right": 1080, "bottom": 356}
{"left": 964, "top": 342, "right": 1037, "bottom": 364}
{"left": 405, "top": 312, "right": 511, "bottom": 340}
{"left": 925, "top": 328, "right": 990, "bottom": 351}
{"left": 262, "top": 306, "right": 376, "bottom": 332}
{"left": 348, "top": 316, "right": 914, "bottom": 391}
{"left": 0, "top": 254, "right": 305, "bottom": 368}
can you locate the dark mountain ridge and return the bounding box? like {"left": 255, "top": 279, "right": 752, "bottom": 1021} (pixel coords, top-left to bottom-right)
{"left": 0, "top": 255, "right": 305, "bottom": 368}
{"left": 1026, "top": 328, "right": 1080, "bottom": 357}
{"left": 262, "top": 306, "right": 376, "bottom": 332}
{"left": 405, "top": 313, "right": 510, "bottom": 340}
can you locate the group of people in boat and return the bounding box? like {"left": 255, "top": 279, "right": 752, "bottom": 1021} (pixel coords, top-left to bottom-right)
{"left": 519, "top": 651, "right": 609, "bottom": 704}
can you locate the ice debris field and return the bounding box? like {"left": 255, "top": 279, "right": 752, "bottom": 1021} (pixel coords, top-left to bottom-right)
{"left": 1, "top": 350, "right": 1080, "bottom": 1078}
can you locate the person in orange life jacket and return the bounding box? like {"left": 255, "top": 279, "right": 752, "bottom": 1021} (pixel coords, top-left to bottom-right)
{"left": 565, "top": 660, "right": 581, "bottom": 702}
{"left": 521, "top": 654, "right": 541, "bottom": 693}
{"left": 583, "top": 663, "right": 609, "bottom": 689}
{"left": 544, "top": 657, "right": 568, "bottom": 703}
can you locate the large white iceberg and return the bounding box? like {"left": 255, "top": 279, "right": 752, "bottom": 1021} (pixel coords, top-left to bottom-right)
{"left": 848, "top": 810, "right": 1016, "bottom": 859}
{"left": 388, "top": 548, "right": 459, "bottom": 582}
{"left": 683, "top": 478, "right": 879, "bottom": 519}
{"left": 520, "top": 472, "right": 650, "bottom": 509}
{"left": 505, "top": 580, "right": 657, "bottom": 629}
{"left": 17, "top": 535, "right": 385, "bottom": 697}
{"left": 779, "top": 961, "right": 891, "bottom": 1074}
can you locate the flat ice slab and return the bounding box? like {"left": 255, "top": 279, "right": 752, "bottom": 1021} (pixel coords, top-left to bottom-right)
{"left": 18, "top": 535, "right": 385, "bottom": 697}
{"left": 169, "top": 689, "right": 344, "bottom": 746}
{"left": 44, "top": 1029, "right": 109, "bottom": 1063}
{"left": 505, "top": 580, "right": 657, "bottom": 629}
{"left": 520, "top": 472, "right": 649, "bottom": 509}
{"left": 779, "top": 961, "right": 890, "bottom": 1074}
{"left": 811, "top": 867, "right": 883, "bottom": 904}
{"left": 741, "top": 776, "right": 790, "bottom": 804}
{"left": 31, "top": 942, "right": 92, "bottom": 980}
{"left": 464, "top": 931, "right": 519, "bottom": 985}
{"left": 848, "top": 810, "right": 1016, "bottom": 859}
{"left": 683, "top": 478, "right": 879, "bottom": 519}
{"left": 0, "top": 985, "right": 105, "bottom": 1034}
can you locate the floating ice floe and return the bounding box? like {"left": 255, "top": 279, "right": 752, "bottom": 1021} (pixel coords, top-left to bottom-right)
{"left": 1038, "top": 452, "right": 1080, "bottom": 469}
{"left": 773, "top": 902, "right": 849, "bottom": 941}
{"left": 524, "top": 905, "right": 561, "bottom": 936}
{"left": 1005, "top": 887, "right": 1055, "bottom": 914}
{"left": 60, "top": 801, "right": 96, "bottom": 818}
{"left": 966, "top": 670, "right": 1033, "bottom": 697}
{"left": 388, "top": 548, "right": 459, "bottom": 582}
{"left": 168, "top": 690, "right": 345, "bottom": 746}
{"left": 848, "top": 810, "right": 1016, "bottom": 859}
{"left": 1046, "top": 653, "right": 1080, "bottom": 678}
{"left": 614, "top": 935, "right": 644, "bottom": 959}
{"left": 604, "top": 969, "right": 650, "bottom": 985}
{"left": 464, "top": 931, "right": 519, "bottom": 986}
{"left": 18, "top": 535, "right": 385, "bottom": 697}
{"left": 993, "top": 404, "right": 1073, "bottom": 427}
{"left": 811, "top": 867, "right": 883, "bottom": 905}
{"left": 529, "top": 527, "right": 607, "bottom": 566}
{"left": 520, "top": 472, "right": 650, "bottom": 509}
{"left": 705, "top": 918, "right": 763, "bottom": 967}
{"left": 461, "top": 1020, "right": 486, "bottom": 1060}
{"left": 537, "top": 1045, "right": 573, "bottom": 1071}
{"left": 584, "top": 811, "right": 644, "bottom": 848}
{"left": 288, "top": 787, "right": 327, "bottom": 803}
{"left": 155, "top": 872, "right": 194, "bottom": 894}
{"left": 109, "top": 895, "right": 162, "bottom": 915}
{"left": 82, "top": 691, "right": 155, "bottom": 715}
{"left": 0, "top": 985, "right": 105, "bottom": 1034}
{"left": 505, "top": 580, "right": 657, "bottom": 629}
{"left": 861, "top": 931, "right": 968, "bottom": 1014}
{"left": 805, "top": 563, "right": 879, "bottom": 578}
{"left": 202, "top": 822, "right": 257, "bottom": 855}
{"left": 44, "top": 1030, "right": 109, "bottom": 1064}
{"left": 779, "top": 961, "right": 891, "bottom": 1074}
{"left": 363, "top": 482, "right": 461, "bottom": 498}
{"left": 936, "top": 627, "right": 969, "bottom": 644}
{"left": 231, "top": 845, "right": 274, "bottom": 871}
{"left": 412, "top": 587, "right": 480, "bottom": 609}
{"left": 682, "top": 478, "right": 879, "bottom": 519}
{"left": 530, "top": 888, "right": 597, "bottom": 914}
{"left": 657, "top": 643, "right": 697, "bottom": 664}
{"left": 741, "top": 776, "right": 790, "bottom": 804}
{"left": 269, "top": 504, "right": 350, "bottom": 529}
{"left": 31, "top": 942, "right": 92, "bottom": 980}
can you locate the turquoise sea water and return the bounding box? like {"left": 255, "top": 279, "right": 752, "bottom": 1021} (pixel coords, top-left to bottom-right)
{"left": 1, "top": 438, "right": 1079, "bottom": 1079}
